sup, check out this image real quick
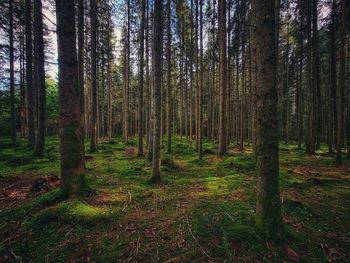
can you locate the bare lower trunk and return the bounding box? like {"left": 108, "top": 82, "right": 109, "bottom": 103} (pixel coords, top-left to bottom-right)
{"left": 218, "top": 0, "right": 227, "bottom": 156}
{"left": 253, "top": 0, "right": 284, "bottom": 239}
{"left": 56, "top": 0, "right": 85, "bottom": 195}
{"left": 138, "top": 0, "right": 145, "bottom": 156}
{"left": 90, "top": 0, "right": 98, "bottom": 152}
{"left": 9, "top": 0, "right": 16, "bottom": 143}
{"left": 33, "top": 0, "right": 46, "bottom": 156}
{"left": 151, "top": 0, "right": 162, "bottom": 182}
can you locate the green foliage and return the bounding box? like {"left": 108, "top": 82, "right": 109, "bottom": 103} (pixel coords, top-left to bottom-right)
{"left": 46, "top": 78, "right": 60, "bottom": 135}
{"left": 0, "top": 78, "right": 58, "bottom": 137}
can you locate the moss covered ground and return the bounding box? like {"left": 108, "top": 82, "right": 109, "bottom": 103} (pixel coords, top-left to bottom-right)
{"left": 0, "top": 136, "right": 349, "bottom": 262}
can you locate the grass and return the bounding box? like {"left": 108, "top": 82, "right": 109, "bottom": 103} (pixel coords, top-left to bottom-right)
{"left": 0, "top": 136, "right": 349, "bottom": 262}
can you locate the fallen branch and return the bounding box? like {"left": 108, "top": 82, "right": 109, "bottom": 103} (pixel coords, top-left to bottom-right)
{"left": 128, "top": 190, "right": 132, "bottom": 204}
{"left": 122, "top": 190, "right": 132, "bottom": 211}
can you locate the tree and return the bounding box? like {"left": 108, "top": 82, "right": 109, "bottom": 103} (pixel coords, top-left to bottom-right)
{"left": 90, "top": 0, "right": 98, "bottom": 152}
{"left": 166, "top": 0, "right": 172, "bottom": 154}
{"left": 198, "top": 0, "right": 203, "bottom": 159}
{"left": 78, "top": 0, "right": 85, "bottom": 159}
{"left": 123, "top": 0, "right": 130, "bottom": 142}
{"left": 336, "top": 0, "right": 347, "bottom": 163}
{"left": 151, "top": 0, "right": 162, "bottom": 183}
{"left": 56, "top": 0, "right": 85, "bottom": 194}
{"left": 9, "top": 0, "right": 16, "bottom": 143}
{"left": 138, "top": 0, "right": 145, "bottom": 156}
{"left": 25, "top": 0, "right": 35, "bottom": 148}
{"left": 328, "top": 0, "right": 336, "bottom": 153}
{"left": 33, "top": 0, "right": 46, "bottom": 156}
{"left": 253, "top": 0, "right": 284, "bottom": 238}
{"left": 218, "top": 0, "right": 227, "bottom": 156}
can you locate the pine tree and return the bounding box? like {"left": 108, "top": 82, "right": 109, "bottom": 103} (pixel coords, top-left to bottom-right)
{"left": 33, "top": 0, "right": 46, "bottom": 156}
{"left": 218, "top": 0, "right": 227, "bottom": 156}
{"left": 56, "top": 0, "right": 85, "bottom": 194}
{"left": 151, "top": 0, "right": 163, "bottom": 182}
{"left": 253, "top": 0, "right": 284, "bottom": 238}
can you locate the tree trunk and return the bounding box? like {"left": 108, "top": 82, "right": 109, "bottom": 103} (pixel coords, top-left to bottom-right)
{"left": 166, "top": 0, "right": 172, "bottom": 154}
{"left": 78, "top": 0, "right": 85, "bottom": 159}
{"left": 123, "top": 0, "right": 130, "bottom": 142}
{"left": 305, "top": 0, "right": 312, "bottom": 154}
{"left": 218, "top": 0, "right": 227, "bottom": 156}
{"left": 309, "top": 0, "right": 319, "bottom": 154}
{"left": 253, "top": 0, "right": 284, "bottom": 239}
{"left": 151, "top": 0, "right": 162, "bottom": 182}
{"left": 33, "top": 0, "right": 46, "bottom": 156}
{"left": 297, "top": 0, "right": 304, "bottom": 150}
{"left": 198, "top": 0, "right": 203, "bottom": 159}
{"left": 90, "top": 0, "right": 98, "bottom": 152}
{"left": 328, "top": 0, "right": 337, "bottom": 154}
{"left": 20, "top": 25, "right": 26, "bottom": 137}
{"left": 9, "top": 0, "right": 16, "bottom": 143}
{"left": 25, "top": 0, "right": 35, "bottom": 147}
{"left": 336, "top": 0, "right": 347, "bottom": 163}
{"left": 138, "top": 0, "right": 145, "bottom": 156}
{"left": 56, "top": 0, "right": 85, "bottom": 195}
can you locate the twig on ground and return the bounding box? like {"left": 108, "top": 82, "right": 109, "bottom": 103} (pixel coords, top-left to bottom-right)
{"left": 185, "top": 216, "right": 218, "bottom": 261}
{"left": 122, "top": 190, "right": 132, "bottom": 211}
{"left": 128, "top": 190, "right": 132, "bottom": 204}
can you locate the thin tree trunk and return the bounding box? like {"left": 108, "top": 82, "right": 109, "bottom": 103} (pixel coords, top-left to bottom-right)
{"left": 90, "top": 0, "right": 98, "bottom": 152}
{"left": 9, "top": 0, "right": 16, "bottom": 143}
{"left": 151, "top": 0, "right": 162, "bottom": 182}
{"left": 297, "top": 0, "right": 304, "bottom": 150}
{"left": 33, "top": 0, "right": 46, "bottom": 156}
{"left": 336, "top": 0, "right": 347, "bottom": 163}
{"left": 123, "top": 0, "right": 130, "bottom": 142}
{"left": 20, "top": 25, "right": 26, "bottom": 137}
{"left": 26, "top": 0, "right": 35, "bottom": 147}
{"left": 195, "top": 0, "right": 199, "bottom": 151}
{"left": 78, "top": 0, "right": 85, "bottom": 158}
{"left": 166, "top": 0, "right": 172, "bottom": 153}
{"left": 305, "top": 0, "right": 312, "bottom": 154}
{"left": 198, "top": 0, "right": 203, "bottom": 159}
{"left": 189, "top": 0, "right": 194, "bottom": 140}
{"left": 328, "top": 0, "right": 337, "bottom": 154}
{"left": 138, "top": 0, "right": 145, "bottom": 156}
{"left": 218, "top": 0, "right": 227, "bottom": 156}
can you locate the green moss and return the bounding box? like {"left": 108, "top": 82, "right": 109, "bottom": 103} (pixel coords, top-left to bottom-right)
{"left": 0, "top": 188, "right": 67, "bottom": 220}
{"left": 22, "top": 200, "right": 114, "bottom": 230}
{"left": 1, "top": 138, "right": 349, "bottom": 262}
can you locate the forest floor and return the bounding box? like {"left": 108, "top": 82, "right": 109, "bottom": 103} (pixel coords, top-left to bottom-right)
{"left": 0, "top": 136, "right": 349, "bottom": 262}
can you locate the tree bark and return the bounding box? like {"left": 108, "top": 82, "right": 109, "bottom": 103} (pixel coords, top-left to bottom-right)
{"left": 336, "top": 0, "right": 347, "bottom": 163}
{"left": 253, "top": 0, "right": 284, "bottom": 239}
{"left": 56, "top": 0, "right": 85, "bottom": 194}
{"left": 166, "top": 0, "right": 172, "bottom": 154}
{"left": 138, "top": 0, "right": 145, "bottom": 156}
{"left": 198, "top": 0, "right": 203, "bottom": 159}
{"left": 123, "top": 0, "right": 130, "bottom": 142}
{"left": 33, "top": 0, "right": 46, "bottom": 156}
{"left": 9, "top": 0, "right": 16, "bottom": 143}
{"left": 90, "top": 0, "right": 98, "bottom": 152}
{"left": 151, "top": 0, "right": 162, "bottom": 182}
{"left": 218, "top": 0, "right": 227, "bottom": 156}
{"left": 78, "top": 0, "right": 85, "bottom": 159}
{"left": 25, "top": 0, "right": 35, "bottom": 148}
